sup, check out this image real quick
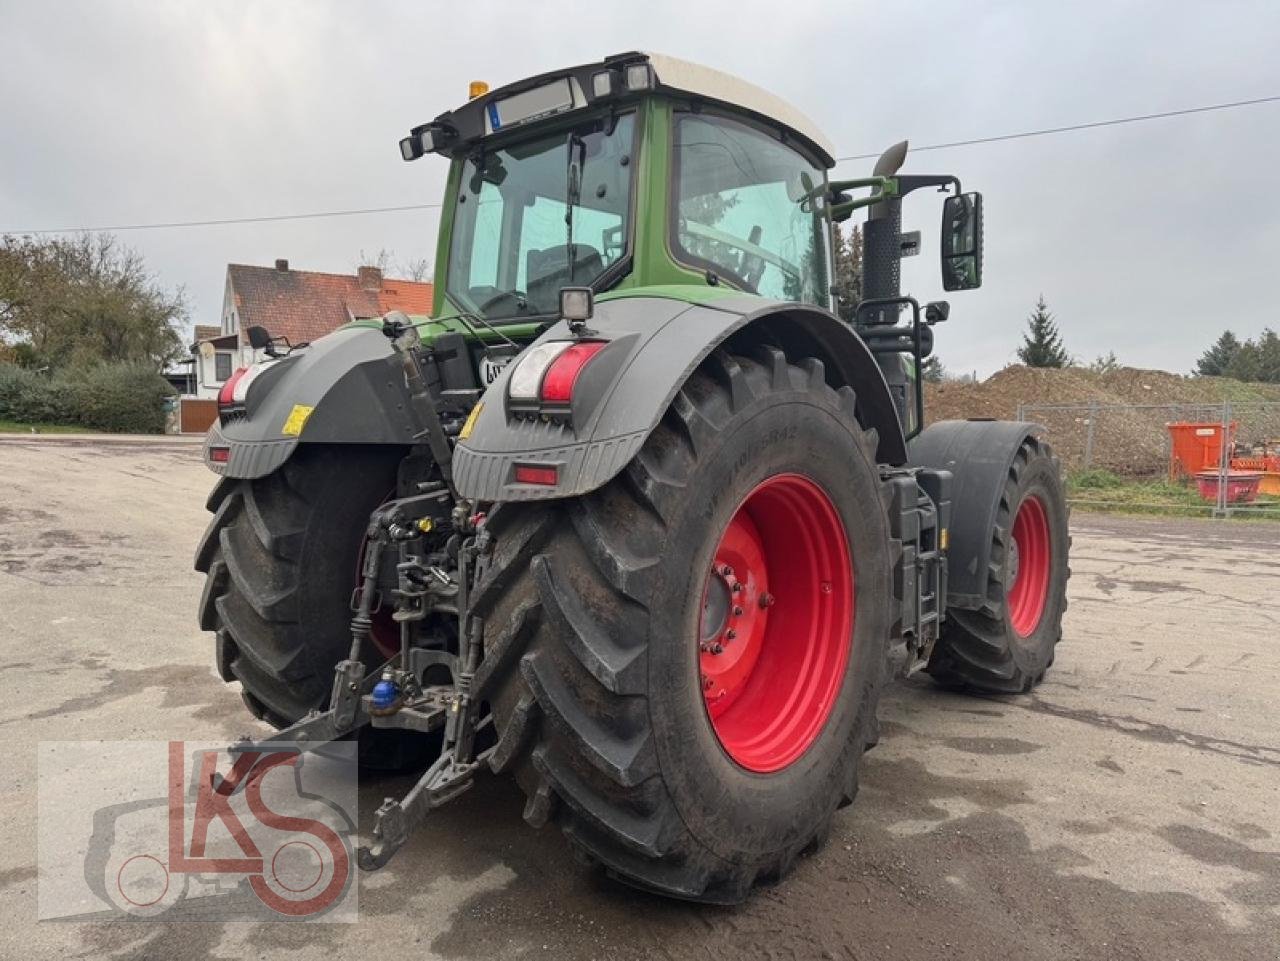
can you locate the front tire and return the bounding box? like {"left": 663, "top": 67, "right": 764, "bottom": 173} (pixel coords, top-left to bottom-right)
{"left": 927, "top": 435, "right": 1069, "bottom": 692}
{"left": 473, "top": 348, "right": 893, "bottom": 902}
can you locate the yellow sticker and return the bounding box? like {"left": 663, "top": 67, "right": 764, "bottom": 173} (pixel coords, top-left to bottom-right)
{"left": 281, "top": 404, "right": 315, "bottom": 437}
{"left": 459, "top": 401, "right": 484, "bottom": 441}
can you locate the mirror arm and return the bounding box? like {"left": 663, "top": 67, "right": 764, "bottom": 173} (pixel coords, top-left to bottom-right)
{"left": 825, "top": 176, "right": 899, "bottom": 222}
{"left": 894, "top": 174, "right": 961, "bottom": 198}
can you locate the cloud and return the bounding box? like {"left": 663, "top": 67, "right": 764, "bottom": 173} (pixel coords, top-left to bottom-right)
{"left": 2, "top": 0, "right": 1278, "bottom": 376}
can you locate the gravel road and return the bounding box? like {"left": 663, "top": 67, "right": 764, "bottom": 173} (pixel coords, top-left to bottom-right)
{"left": 1, "top": 435, "right": 1276, "bottom": 960}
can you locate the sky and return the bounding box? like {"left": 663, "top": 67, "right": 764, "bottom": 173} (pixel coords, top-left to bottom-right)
{"left": 1, "top": 0, "right": 1277, "bottom": 377}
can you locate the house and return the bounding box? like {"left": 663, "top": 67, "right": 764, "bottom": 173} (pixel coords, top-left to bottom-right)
{"left": 176, "top": 260, "right": 433, "bottom": 432}
{"left": 188, "top": 259, "right": 434, "bottom": 399}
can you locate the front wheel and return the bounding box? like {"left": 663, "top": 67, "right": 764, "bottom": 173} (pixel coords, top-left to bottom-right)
{"left": 928, "top": 435, "right": 1070, "bottom": 692}
{"left": 472, "top": 347, "right": 893, "bottom": 902}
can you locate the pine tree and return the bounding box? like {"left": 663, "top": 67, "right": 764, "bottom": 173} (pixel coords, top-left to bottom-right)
{"left": 1195, "top": 330, "right": 1242, "bottom": 376}
{"left": 1259, "top": 329, "right": 1280, "bottom": 383}
{"left": 922, "top": 355, "right": 945, "bottom": 383}
{"left": 831, "top": 223, "right": 863, "bottom": 323}
{"left": 1016, "top": 296, "right": 1069, "bottom": 368}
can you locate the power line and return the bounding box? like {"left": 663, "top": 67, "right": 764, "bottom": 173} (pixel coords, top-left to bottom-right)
{"left": 834, "top": 93, "right": 1280, "bottom": 162}
{"left": 5, "top": 93, "right": 1278, "bottom": 235}
{"left": 6, "top": 202, "right": 443, "bottom": 236}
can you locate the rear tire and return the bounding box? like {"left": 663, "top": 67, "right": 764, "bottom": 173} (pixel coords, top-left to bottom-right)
{"left": 927, "top": 435, "right": 1069, "bottom": 693}
{"left": 472, "top": 348, "right": 893, "bottom": 902}
{"left": 194, "top": 444, "right": 434, "bottom": 769}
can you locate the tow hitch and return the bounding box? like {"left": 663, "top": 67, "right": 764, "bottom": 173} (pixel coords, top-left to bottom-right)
{"left": 230, "top": 314, "right": 494, "bottom": 871}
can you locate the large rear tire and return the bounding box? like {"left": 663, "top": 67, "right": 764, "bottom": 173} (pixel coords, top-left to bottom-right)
{"left": 472, "top": 348, "right": 893, "bottom": 902}
{"left": 194, "top": 444, "right": 432, "bottom": 769}
{"left": 927, "top": 435, "right": 1069, "bottom": 693}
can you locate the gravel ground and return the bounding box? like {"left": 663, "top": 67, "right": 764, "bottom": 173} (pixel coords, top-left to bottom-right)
{"left": 1, "top": 435, "right": 1277, "bottom": 960}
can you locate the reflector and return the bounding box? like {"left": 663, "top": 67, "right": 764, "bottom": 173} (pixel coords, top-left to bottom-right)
{"left": 513, "top": 464, "right": 558, "bottom": 485}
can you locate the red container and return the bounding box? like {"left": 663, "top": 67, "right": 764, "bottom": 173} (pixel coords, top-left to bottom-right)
{"left": 1194, "top": 470, "right": 1262, "bottom": 504}
{"left": 1167, "top": 422, "right": 1236, "bottom": 480}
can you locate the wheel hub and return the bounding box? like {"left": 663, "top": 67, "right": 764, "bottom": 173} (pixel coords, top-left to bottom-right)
{"left": 696, "top": 473, "right": 854, "bottom": 773}
{"left": 1007, "top": 494, "right": 1050, "bottom": 637}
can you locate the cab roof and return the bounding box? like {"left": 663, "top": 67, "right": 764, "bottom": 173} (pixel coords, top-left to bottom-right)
{"left": 641, "top": 53, "right": 835, "bottom": 164}
{"left": 404, "top": 51, "right": 836, "bottom": 168}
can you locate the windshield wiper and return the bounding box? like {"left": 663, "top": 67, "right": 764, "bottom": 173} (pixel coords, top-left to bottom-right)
{"left": 564, "top": 131, "right": 586, "bottom": 282}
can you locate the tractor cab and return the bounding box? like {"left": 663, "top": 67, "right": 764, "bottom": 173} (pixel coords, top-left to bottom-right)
{"left": 401, "top": 51, "right": 983, "bottom": 438}
{"left": 401, "top": 52, "right": 839, "bottom": 322}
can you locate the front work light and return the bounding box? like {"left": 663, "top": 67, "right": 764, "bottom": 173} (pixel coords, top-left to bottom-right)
{"left": 624, "top": 63, "right": 654, "bottom": 91}
{"left": 591, "top": 70, "right": 614, "bottom": 99}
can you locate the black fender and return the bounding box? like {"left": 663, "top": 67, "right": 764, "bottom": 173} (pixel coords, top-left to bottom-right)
{"left": 908, "top": 419, "right": 1040, "bottom": 611}
{"left": 203, "top": 325, "right": 414, "bottom": 478}
{"left": 452, "top": 293, "right": 906, "bottom": 502}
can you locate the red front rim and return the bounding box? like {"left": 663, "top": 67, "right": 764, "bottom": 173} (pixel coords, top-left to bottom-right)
{"left": 1007, "top": 495, "right": 1051, "bottom": 637}
{"left": 698, "top": 474, "right": 854, "bottom": 774}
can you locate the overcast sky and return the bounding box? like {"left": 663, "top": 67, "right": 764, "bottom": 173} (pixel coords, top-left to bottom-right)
{"left": 2, "top": 0, "right": 1277, "bottom": 376}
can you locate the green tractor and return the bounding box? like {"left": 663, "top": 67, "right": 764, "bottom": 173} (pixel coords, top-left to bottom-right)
{"left": 196, "top": 52, "right": 1069, "bottom": 903}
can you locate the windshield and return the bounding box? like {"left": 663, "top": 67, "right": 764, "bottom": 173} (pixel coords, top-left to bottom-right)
{"left": 445, "top": 113, "right": 636, "bottom": 320}
{"left": 672, "top": 112, "right": 830, "bottom": 305}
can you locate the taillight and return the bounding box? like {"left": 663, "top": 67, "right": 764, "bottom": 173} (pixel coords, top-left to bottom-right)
{"left": 218, "top": 363, "right": 267, "bottom": 410}
{"left": 540, "top": 342, "right": 606, "bottom": 404}
{"left": 218, "top": 367, "right": 249, "bottom": 407}
{"left": 507, "top": 340, "right": 606, "bottom": 407}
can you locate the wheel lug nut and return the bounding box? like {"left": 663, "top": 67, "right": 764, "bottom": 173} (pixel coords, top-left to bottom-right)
{"left": 759, "top": 592, "right": 775, "bottom": 608}
{"left": 701, "top": 674, "right": 713, "bottom": 690}
{"left": 719, "top": 564, "right": 734, "bottom": 577}
{"left": 725, "top": 629, "right": 736, "bottom": 641}
{"left": 731, "top": 581, "right": 742, "bottom": 593}
{"left": 732, "top": 605, "right": 743, "bottom": 616}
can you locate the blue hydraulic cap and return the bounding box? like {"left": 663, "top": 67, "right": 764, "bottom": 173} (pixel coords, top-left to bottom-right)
{"left": 371, "top": 677, "right": 400, "bottom": 711}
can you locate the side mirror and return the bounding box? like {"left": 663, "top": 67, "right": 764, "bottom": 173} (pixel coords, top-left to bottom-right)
{"left": 246, "top": 325, "right": 273, "bottom": 350}
{"left": 940, "top": 192, "right": 983, "bottom": 291}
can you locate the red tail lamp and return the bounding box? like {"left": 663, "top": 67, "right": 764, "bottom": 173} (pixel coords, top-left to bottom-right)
{"left": 217, "top": 367, "right": 249, "bottom": 407}
{"left": 508, "top": 340, "right": 607, "bottom": 407}
{"left": 539, "top": 342, "right": 606, "bottom": 404}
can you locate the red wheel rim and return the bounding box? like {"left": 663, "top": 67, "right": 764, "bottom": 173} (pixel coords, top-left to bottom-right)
{"left": 697, "top": 474, "right": 854, "bottom": 773}
{"left": 1007, "top": 495, "right": 1051, "bottom": 637}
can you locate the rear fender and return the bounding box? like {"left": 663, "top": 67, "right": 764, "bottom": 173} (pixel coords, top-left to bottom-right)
{"left": 452, "top": 294, "right": 907, "bottom": 502}
{"left": 908, "top": 419, "right": 1040, "bottom": 611}
{"left": 203, "top": 326, "right": 415, "bottom": 478}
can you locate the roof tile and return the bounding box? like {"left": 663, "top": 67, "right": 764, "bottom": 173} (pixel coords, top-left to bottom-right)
{"left": 226, "top": 264, "right": 434, "bottom": 346}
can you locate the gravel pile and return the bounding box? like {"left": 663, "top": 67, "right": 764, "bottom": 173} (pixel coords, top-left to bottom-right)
{"left": 924, "top": 366, "right": 1280, "bottom": 476}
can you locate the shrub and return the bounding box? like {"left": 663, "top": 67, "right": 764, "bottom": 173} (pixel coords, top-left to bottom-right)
{"left": 0, "top": 362, "right": 174, "bottom": 433}
{"left": 1069, "top": 467, "right": 1124, "bottom": 490}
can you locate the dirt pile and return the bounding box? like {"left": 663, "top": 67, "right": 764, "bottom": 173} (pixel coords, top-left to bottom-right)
{"left": 924, "top": 366, "right": 1280, "bottom": 476}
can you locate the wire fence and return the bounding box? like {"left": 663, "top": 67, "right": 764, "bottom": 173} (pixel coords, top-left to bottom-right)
{"left": 1015, "top": 400, "right": 1280, "bottom": 519}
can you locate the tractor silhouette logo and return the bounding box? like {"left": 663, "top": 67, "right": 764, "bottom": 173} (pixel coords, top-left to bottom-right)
{"left": 72, "top": 741, "right": 356, "bottom": 920}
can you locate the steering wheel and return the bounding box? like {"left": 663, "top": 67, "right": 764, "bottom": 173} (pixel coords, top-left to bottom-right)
{"left": 476, "top": 289, "right": 529, "bottom": 314}
{"left": 682, "top": 220, "right": 800, "bottom": 289}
